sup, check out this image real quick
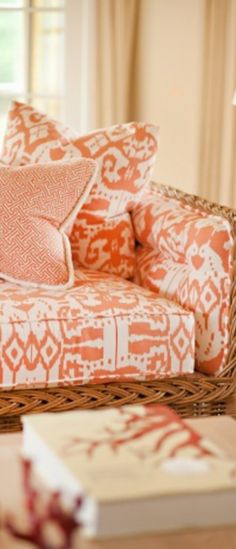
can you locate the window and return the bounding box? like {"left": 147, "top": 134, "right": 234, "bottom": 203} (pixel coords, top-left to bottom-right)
{"left": 0, "top": 0, "right": 65, "bottom": 144}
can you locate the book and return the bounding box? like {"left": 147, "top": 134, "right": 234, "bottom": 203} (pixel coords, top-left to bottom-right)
{"left": 22, "top": 405, "right": 236, "bottom": 538}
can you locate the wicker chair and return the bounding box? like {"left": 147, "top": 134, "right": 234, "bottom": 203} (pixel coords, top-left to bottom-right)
{"left": 1, "top": 182, "right": 235, "bottom": 432}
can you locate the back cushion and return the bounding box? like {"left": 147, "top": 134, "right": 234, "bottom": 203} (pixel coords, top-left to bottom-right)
{"left": 70, "top": 212, "right": 135, "bottom": 278}
{"left": 2, "top": 101, "right": 159, "bottom": 278}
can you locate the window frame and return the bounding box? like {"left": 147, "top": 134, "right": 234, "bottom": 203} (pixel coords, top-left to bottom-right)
{"left": 0, "top": 0, "right": 65, "bottom": 111}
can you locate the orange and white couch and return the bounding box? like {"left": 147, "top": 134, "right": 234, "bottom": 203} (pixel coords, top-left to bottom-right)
{"left": 0, "top": 101, "right": 233, "bottom": 393}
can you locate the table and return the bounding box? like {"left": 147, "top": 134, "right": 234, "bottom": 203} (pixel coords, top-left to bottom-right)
{"left": 1, "top": 416, "right": 236, "bottom": 548}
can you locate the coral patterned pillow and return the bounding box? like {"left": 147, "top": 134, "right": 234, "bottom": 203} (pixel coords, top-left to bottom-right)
{"left": 0, "top": 160, "right": 97, "bottom": 289}
{"left": 70, "top": 212, "right": 136, "bottom": 278}
{"left": 1, "top": 101, "right": 159, "bottom": 218}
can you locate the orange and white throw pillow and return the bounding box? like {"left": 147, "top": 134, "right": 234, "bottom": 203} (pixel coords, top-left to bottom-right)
{"left": 1, "top": 101, "right": 159, "bottom": 218}
{"left": 1, "top": 101, "right": 159, "bottom": 279}
{"left": 0, "top": 159, "right": 97, "bottom": 289}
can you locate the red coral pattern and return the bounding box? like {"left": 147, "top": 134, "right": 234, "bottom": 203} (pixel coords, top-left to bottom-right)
{"left": 62, "top": 405, "right": 214, "bottom": 461}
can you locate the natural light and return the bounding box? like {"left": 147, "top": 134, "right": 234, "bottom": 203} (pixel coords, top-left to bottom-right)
{"left": 0, "top": 0, "right": 65, "bottom": 148}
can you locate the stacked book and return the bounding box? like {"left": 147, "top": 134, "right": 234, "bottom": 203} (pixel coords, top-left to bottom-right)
{"left": 22, "top": 404, "right": 236, "bottom": 538}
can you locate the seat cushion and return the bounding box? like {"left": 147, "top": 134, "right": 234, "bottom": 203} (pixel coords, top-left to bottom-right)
{"left": 0, "top": 268, "right": 195, "bottom": 389}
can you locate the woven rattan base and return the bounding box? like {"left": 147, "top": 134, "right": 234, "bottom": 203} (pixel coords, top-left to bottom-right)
{"left": 0, "top": 374, "right": 235, "bottom": 432}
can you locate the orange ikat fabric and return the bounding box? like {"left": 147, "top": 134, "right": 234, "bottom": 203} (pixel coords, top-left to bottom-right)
{"left": 0, "top": 268, "right": 195, "bottom": 389}
{"left": 132, "top": 191, "right": 234, "bottom": 375}
{"left": 1, "top": 101, "right": 159, "bottom": 279}
{"left": 1, "top": 101, "right": 159, "bottom": 218}
{"left": 0, "top": 160, "right": 97, "bottom": 289}
{"left": 70, "top": 211, "right": 136, "bottom": 278}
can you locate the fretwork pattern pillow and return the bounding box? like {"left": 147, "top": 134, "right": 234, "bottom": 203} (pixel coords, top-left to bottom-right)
{"left": 0, "top": 160, "right": 97, "bottom": 289}
{"left": 1, "top": 101, "right": 159, "bottom": 218}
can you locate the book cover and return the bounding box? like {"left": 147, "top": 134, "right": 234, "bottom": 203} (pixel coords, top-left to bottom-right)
{"left": 22, "top": 405, "right": 236, "bottom": 537}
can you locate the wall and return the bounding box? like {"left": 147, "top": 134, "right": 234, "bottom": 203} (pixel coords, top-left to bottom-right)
{"left": 133, "top": 0, "right": 205, "bottom": 194}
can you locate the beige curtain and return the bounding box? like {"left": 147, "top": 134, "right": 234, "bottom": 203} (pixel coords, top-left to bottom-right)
{"left": 81, "top": 0, "right": 236, "bottom": 206}
{"left": 92, "top": 0, "right": 140, "bottom": 128}
{"left": 199, "top": 0, "right": 236, "bottom": 206}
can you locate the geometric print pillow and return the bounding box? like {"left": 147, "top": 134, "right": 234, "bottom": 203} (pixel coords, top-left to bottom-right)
{"left": 1, "top": 101, "right": 159, "bottom": 218}
{"left": 0, "top": 159, "right": 97, "bottom": 289}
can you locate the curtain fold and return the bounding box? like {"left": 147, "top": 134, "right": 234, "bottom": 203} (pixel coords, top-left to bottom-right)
{"left": 199, "top": 0, "right": 236, "bottom": 206}
{"left": 94, "top": 0, "right": 140, "bottom": 127}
